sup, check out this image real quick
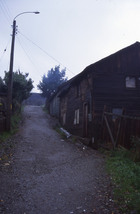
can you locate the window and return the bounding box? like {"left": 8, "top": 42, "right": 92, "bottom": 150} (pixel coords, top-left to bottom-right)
{"left": 74, "top": 109, "right": 79, "bottom": 124}
{"left": 112, "top": 108, "right": 123, "bottom": 121}
{"left": 125, "top": 77, "right": 136, "bottom": 88}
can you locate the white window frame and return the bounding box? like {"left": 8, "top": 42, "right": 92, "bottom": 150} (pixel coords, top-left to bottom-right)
{"left": 74, "top": 109, "right": 79, "bottom": 125}
{"left": 125, "top": 77, "right": 136, "bottom": 88}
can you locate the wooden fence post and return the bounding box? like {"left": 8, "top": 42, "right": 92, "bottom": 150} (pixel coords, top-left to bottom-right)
{"left": 104, "top": 115, "right": 115, "bottom": 149}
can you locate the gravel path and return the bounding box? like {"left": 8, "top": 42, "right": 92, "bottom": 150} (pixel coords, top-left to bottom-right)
{"left": 0, "top": 106, "right": 119, "bottom": 214}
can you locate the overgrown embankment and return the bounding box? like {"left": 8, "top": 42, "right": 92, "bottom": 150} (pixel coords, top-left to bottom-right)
{"left": 0, "top": 112, "right": 22, "bottom": 162}
{"left": 106, "top": 138, "right": 140, "bottom": 213}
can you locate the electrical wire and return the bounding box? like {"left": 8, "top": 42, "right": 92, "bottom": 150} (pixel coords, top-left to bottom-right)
{"left": 0, "top": 1, "right": 11, "bottom": 25}
{"left": 1, "top": 0, "right": 13, "bottom": 19}
{"left": 0, "top": 1, "right": 12, "bottom": 67}
{"left": 0, "top": 48, "right": 7, "bottom": 63}
{"left": 16, "top": 35, "right": 67, "bottom": 82}
{"left": 0, "top": 38, "right": 11, "bottom": 63}
{"left": 16, "top": 36, "right": 42, "bottom": 76}
{"left": 18, "top": 30, "right": 75, "bottom": 76}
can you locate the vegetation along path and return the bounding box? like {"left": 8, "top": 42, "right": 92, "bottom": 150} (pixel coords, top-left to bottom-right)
{"left": 0, "top": 106, "right": 119, "bottom": 214}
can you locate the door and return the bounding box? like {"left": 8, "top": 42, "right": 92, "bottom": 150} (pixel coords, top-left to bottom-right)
{"left": 83, "top": 103, "right": 88, "bottom": 137}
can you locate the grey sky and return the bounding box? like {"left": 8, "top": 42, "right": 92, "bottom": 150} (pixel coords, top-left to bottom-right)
{"left": 0, "top": 0, "right": 140, "bottom": 92}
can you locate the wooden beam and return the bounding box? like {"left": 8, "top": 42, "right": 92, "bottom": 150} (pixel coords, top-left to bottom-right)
{"left": 104, "top": 115, "right": 115, "bottom": 149}
{"left": 104, "top": 112, "right": 140, "bottom": 120}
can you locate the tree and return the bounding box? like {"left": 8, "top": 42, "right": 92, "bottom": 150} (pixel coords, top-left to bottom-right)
{"left": 38, "top": 65, "right": 67, "bottom": 99}
{"left": 0, "top": 77, "right": 7, "bottom": 93}
{"left": 3, "top": 70, "right": 34, "bottom": 111}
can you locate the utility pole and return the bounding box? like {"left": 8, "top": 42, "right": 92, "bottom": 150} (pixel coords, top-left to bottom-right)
{"left": 6, "top": 11, "right": 40, "bottom": 131}
{"left": 6, "top": 19, "right": 16, "bottom": 131}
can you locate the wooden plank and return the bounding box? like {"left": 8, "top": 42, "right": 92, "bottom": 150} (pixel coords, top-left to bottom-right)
{"left": 104, "top": 115, "right": 115, "bottom": 149}
{"left": 104, "top": 112, "right": 140, "bottom": 120}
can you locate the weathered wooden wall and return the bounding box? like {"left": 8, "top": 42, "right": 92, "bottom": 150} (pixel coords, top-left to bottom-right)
{"left": 49, "top": 95, "right": 60, "bottom": 118}
{"left": 56, "top": 42, "right": 140, "bottom": 147}
{"left": 60, "top": 74, "right": 93, "bottom": 137}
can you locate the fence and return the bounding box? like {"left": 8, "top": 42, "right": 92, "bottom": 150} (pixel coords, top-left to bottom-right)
{"left": 101, "top": 111, "right": 140, "bottom": 149}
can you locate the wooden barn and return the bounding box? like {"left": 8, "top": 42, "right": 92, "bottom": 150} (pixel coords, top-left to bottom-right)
{"left": 51, "top": 42, "right": 140, "bottom": 148}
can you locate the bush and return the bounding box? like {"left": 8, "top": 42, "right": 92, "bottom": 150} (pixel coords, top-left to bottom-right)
{"left": 0, "top": 111, "right": 22, "bottom": 143}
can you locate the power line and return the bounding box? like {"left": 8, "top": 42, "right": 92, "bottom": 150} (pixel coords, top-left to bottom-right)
{"left": 0, "top": 38, "right": 11, "bottom": 63}
{"left": 0, "top": 48, "right": 7, "bottom": 63}
{"left": 18, "top": 30, "right": 75, "bottom": 76}
{"left": 16, "top": 36, "right": 42, "bottom": 76}
{"left": 1, "top": 0, "right": 13, "bottom": 19}
{"left": 0, "top": 1, "right": 11, "bottom": 25}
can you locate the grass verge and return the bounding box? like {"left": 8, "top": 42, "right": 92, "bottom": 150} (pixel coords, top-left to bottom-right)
{"left": 106, "top": 145, "right": 140, "bottom": 213}
{"left": 0, "top": 112, "right": 21, "bottom": 142}
{"left": 0, "top": 111, "right": 22, "bottom": 161}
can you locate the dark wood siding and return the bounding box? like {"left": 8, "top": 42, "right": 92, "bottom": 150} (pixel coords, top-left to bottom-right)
{"left": 60, "top": 76, "right": 93, "bottom": 137}
{"left": 58, "top": 42, "right": 140, "bottom": 148}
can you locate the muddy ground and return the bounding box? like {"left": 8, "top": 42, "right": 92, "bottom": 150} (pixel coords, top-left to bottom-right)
{"left": 0, "top": 106, "right": 120, "bottom": 214}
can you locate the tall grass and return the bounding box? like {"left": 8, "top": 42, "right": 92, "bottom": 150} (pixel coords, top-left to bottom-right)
{"left": 0, "top": 111, "right": 22, "bottom": 161}
{"left": 106, "top": 141, "right": 140, "bottom": 213}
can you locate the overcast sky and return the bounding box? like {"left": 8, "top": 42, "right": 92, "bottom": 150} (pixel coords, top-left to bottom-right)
{"left": 0, "top": 0, "right": 140, "bottom": 92}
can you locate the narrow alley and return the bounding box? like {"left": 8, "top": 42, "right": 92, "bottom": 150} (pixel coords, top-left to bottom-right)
{"left": 0, "top": 106, "right": 118, "bottom": 214}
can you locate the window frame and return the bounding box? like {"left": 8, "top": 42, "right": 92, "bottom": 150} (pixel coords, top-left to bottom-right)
{"left": 125, "top": 76, "right": 136, "bottom": 89}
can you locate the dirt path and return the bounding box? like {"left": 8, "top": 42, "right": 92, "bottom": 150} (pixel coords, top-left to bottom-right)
{"left": 0, "top": 106, "right": 119, "bottom": 214}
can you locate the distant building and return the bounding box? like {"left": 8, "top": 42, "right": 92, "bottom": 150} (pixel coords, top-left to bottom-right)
{"left": 23, "top": 93, "right": 46, "bottom": 106}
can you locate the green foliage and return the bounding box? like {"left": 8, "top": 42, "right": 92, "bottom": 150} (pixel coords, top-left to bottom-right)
{"left": 4, "top": 70, "right": 33, "bottom": 102}
{"left": 0, "top": 77, "right": 7, "bottom": 93}
{"left": 0, "top": 77, "right": 4, "bottom": 89}
{"left": 0, "top": 112, "right": 22, "bottom": 161}
{"left": 38, "top": 65, "right": 67, "bottom": 99}
{"left": 0, "top": 112, "right": 21, "bottom": 143}
{"left": 131, "top": 136, "right": 140, "bottom": 162}
{"left": 11, "top": 112, "right": 22, "bottom": 133}
{"left": 106, "top": 145, "right": 140, "bottom": 213}
{"left": 3, "top": 70, "right": 33, "bottom": 112}
{"left": 0, "top": 131, "right": 11, "bottom": 143}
